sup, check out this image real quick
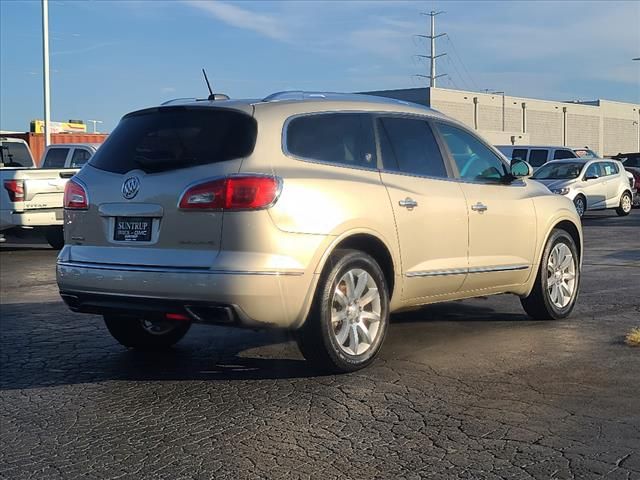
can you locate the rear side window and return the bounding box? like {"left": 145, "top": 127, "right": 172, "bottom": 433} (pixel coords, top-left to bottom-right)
{"left": 553, "top": 149, "right": 575, "bottom": 160}
{"left": 601, "top": 162, "right": 619, "bottom": 176}
{"left": 286, "top": 113, "right": 376, "bottom": 169}
{"left": 90, "top": 107, "right": 257, "bottom": 174}
{"left": 42, "top": 148, "right": 69, "bottom": 168}
{"left": 378, "top": 116, "right": 447, "bottom": 178}
{"left": 511, "top": 149, "right": 528, "bottom": 162}
{"left": 529, "top": 149, "right": 549, "bottom": 167}
{"left": 70, "top": 149, "right": 92, "bottom": 167}
{"left": 0, "top": 142, "right": 33, "bottom": 167}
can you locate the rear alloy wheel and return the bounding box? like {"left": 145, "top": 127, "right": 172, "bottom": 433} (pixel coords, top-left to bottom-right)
{"left": 521, "top": 229, "right": 580, "bottom": 320}
{"left": 573, "top": 195, "right": 586, "bottom": 218}
{"left": 296, "top": 249, "right": 389, "bottom": 373}
{"left": 616, "top": 192, "right": 632, "bottom": 216}
{"left": 104, "top": 315, "right": 191, "bottom": 350}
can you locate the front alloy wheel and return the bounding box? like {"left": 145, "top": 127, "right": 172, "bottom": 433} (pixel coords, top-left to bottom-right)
{"left": 296, "top": 249, "right": 389, "bottom": 373}
{"left": 521, "top": 229, "right": 580, "bottom": 320}
{"left": 573, "top": 196, "right": 586, "bottom": 218}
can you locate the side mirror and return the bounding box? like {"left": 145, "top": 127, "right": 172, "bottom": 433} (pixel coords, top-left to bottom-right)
{"left": 584, "top": 174, "right": 599, "bottom": 180}
{"left": 510, "top": 160, "right": 533, "bottom": 178}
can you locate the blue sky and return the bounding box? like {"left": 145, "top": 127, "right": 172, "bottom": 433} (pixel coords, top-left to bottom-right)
{"left": 1, "top": 0, "right": 639, "bottom": 133}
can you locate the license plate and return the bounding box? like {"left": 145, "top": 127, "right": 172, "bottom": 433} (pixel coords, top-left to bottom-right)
{"left": 114, "top": 217, "right": 152, "bottom": 242}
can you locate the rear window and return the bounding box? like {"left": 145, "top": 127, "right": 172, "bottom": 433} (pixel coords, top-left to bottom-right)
{"left": 89, "top": 107, "right": 257, "bottom": 174}
{"left": 286, "top": 113, "right": 377, "bottom": 169}
{"left": 0, "top": 141, "right": 33, "bottom": 168}
{"left": 42, "top": 148, "right": 70, "bottom": 168}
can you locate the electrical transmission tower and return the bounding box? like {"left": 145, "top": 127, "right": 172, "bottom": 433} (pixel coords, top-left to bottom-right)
{"left": 415, "top": 11, "right": 446, "bottom": 87}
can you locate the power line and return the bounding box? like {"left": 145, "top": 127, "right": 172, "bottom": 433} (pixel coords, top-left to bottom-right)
{"left": 444, "top": 34, "right": 479, "bottom": 91}
{"left": 445, "top": 54, "right": 469, "bottom": 91}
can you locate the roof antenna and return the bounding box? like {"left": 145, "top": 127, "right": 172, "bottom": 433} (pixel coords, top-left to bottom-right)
{"left": 202, "top": 68, "right": 215, "bottom": 100}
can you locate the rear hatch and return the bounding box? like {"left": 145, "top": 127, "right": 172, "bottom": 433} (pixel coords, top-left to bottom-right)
{"left": 66, "top": 105, "right": 257, "bottom": 268}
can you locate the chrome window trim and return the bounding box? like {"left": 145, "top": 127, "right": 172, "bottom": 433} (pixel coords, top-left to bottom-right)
{"left": 57, "top": 260, "right": 304, "bottom": 276}
{"left": 406, "top": 264, "right": 529, "bottom": 278}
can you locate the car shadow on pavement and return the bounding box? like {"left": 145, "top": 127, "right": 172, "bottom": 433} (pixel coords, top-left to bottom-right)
{"left": 1, "top": 299, "right": 534, "bottom": 390}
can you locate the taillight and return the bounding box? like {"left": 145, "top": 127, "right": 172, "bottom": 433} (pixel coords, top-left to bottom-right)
{"left": 3, "top": 180, "right": 24, "bottom": 202}
{"left": 64, "top": 179, "right": 88, "bottom": 210}
{"left": 179, "top": 175, "right": 280, "bottom": 211}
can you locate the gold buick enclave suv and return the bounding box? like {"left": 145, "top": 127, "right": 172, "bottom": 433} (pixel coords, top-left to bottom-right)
{"left": 57, "top": 92, "right": 582, "bottom": 372}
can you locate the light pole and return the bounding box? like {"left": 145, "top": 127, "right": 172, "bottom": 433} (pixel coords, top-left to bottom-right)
{"left": 88, "top": 120, "right": 103, "bottom": 133}
{"left": 42, "top": 0, "right": 51, "bottom": 147}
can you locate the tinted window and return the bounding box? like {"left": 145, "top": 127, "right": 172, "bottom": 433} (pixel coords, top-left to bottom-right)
{"left": 42, "top": 148, "right": 69, "bottom": 168}
{"left": 378, "top": 117, "right": 447, "bottom": 178}
{"left": 532, "top": 162, "right": 584, "bottom": 180}
{"left": 0, "top": 141, "right": 33, "bottom": 167}
{"left": 584, "top": 163, "right": 602, "bottom": 178}
{"left": 90, "top": 108, "right": 257, "bottom": 174}
{"left": 70, "top": 148, "right": 92, "bottom": 167}
{"left": 553, "top": 149, "right": 576, "bottom": 160}
{"left": 436, "top": 123, "right": 507, "bottom": 182}
{"left": 601, "top": 162, "right": 619, "bottom": 176}
{"left": 529, "top": 149, "right": 549, "bottom": 167}
{"left": 287, "top": 113, "right": 376, "bottom": 169}
{"left": 512, "top": 148, "right": 528, "bottom": 162}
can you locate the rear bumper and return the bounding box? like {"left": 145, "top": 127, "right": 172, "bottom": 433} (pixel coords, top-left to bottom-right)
{"left": 12, "top": 208, "right": 63, "bottom": 227}
{"left": 56, "top": 261, "right": 315, "bottom": 329}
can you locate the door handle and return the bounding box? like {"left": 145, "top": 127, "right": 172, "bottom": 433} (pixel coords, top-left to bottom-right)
{"left": 471, "top": 202, "right": 488, "bottom": 212}
{"left": 399, "top": 198, "right": 418, "bottom": 209}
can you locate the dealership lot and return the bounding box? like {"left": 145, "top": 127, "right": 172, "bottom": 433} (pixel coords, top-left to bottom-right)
{"left": 1, "top": 210, "right": 639, "bottom": 479}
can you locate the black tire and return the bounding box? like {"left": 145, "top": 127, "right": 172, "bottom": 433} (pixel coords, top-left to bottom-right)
{"left": 104, "top": 315, "right": 191, "bottom": 350}
{"left": 521, "top": 229, "right": 580, "bottom": 320}
{"left": 616, "top": 191, "right": 632, "bottom": 216}
{"left": 45, "top": 226, "right": 64, "bottom": 249}
{"left": 573, "top": 195, "right": 586, "bottom": 218}
{"left": 296, "top": 249, "right": 390, "bottom": 373}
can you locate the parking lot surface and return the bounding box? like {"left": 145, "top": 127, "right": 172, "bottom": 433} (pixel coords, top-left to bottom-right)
{"left": 1, "top": 210, "right": 639, "bottom": 480}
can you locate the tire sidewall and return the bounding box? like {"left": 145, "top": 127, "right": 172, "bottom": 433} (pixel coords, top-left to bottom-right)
{"left": 573, "top": 196, "right": 586, "bottom": 218}
{"left": 317, "top": 252, "right": 390, "bottom": 371}
{"left": 539, "top": 230, "right": 580, "bottom": 319}
{"left": 620, "top": 192, "right": 632, "bottom": 214}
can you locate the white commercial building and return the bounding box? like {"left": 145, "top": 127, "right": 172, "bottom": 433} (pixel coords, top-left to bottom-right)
{"left": 363, "top": 87, "right": 640, "bottom": 156}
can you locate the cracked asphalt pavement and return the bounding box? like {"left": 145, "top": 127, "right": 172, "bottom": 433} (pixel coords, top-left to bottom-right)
{"left": 1, "top": 210, "right": 639, "bottom": 479}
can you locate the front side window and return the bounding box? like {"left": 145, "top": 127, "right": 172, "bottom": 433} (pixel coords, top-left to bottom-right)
{"left": 286, "top": 113, "right": 376, "bottom": 169}
{"left": 584, "top": 163, "right": 602, "bottom": 178}
{"left": 553, "top": 149, "right": 576, "bottom": 160}
{"left": 70, "top": 149, "right": 92, "bottom": 168}
{"left": 529, "top": 149, "right": 549, "bottom": 167}
{"left": 378, "top": 116, "right": 447, "bottom": 178}
{"left": 436, "top": 123, "right": 507, "bottom": 182}
{"left": 42, "top": 148, "right": 69, "bottom": 168}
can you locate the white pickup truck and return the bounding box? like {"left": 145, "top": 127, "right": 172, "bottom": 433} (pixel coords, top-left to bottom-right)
{"left": 1, "top": 138, "right": 99, "bottom": 248}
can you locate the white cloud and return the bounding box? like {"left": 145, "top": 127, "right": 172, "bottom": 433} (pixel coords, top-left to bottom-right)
{"left": 183, "top": 0, "right": 289, "bottom": 41}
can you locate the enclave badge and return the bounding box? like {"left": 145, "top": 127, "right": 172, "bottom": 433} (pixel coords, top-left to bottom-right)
{"left": 122, "top": 176, "right": 140, "bottom": 200}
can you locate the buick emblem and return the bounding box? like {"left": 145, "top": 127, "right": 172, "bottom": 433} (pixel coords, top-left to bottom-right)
{"left": 122, "top": 176, "right": 140, "bottom": 200}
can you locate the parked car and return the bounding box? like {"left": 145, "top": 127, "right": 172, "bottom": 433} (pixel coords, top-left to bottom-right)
{"left": 0, "top": 139, "right": 95, "bottom": 247}
{"left": 495, "top": 145, "right": 577, "bottom": 169}
{"left": 611, "top": 152, "right": 640, "bottom": 207}
{"left": 572, "top": 147, "right": 599, "bottom": 159}
{"left": 531, "top": 159, "right": 633, "bottom": 217}
{"left": 57, "top": 92, "right": 583, "bottom": 373}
